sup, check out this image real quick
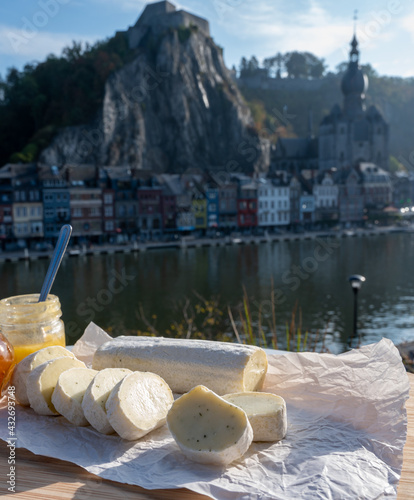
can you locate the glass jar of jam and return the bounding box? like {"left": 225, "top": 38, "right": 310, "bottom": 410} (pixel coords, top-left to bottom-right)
{"left": 0, "top": 294, "right": 66, "bottom": 364}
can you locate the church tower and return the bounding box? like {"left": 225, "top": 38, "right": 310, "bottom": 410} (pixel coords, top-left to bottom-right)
{"left": 318, "top": 32, "right": 388, "bottom": 171}
{"left": 341, "top": 35, "right": 369, "bottom": 119}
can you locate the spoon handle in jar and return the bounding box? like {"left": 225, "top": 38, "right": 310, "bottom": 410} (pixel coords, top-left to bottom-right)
{"left": 38, "top": 224, "right": 72, "bottom": 302}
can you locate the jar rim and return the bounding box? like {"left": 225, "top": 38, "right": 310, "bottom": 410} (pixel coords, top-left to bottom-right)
{"left": 0, "top": 294, "right": 60, "bottom": 307}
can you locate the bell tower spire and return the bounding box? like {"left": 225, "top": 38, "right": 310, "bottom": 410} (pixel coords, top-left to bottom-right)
{"left": 340, "top": 10, "right": 368, "bottom": 118}
{"left": 350, "top": 10, "right": 359, "bottom": 64}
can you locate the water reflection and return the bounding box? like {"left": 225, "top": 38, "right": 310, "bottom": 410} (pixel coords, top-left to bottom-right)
{"left": 1, "top": 233, "right": 413, "bottom": 353}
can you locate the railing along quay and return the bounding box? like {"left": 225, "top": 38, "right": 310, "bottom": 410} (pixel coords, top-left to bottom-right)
{"left": 0, "top": 226, "right": 406, "bottom": 263}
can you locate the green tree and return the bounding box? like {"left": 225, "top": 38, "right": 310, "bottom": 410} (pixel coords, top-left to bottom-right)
{"left": 285, "top": 52, "right": 308, "bottom": 78}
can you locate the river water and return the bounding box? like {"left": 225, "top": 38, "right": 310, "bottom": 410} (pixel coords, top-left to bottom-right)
{"left": 1, "top": 232, "right": 414, "bottom": 354}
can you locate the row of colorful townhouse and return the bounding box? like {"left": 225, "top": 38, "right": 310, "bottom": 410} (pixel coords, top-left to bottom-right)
{"left": 0, "top": 161, "right": 409, "bottom": 246}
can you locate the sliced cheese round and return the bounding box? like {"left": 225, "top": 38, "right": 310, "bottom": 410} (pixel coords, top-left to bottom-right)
{"left": 51, "top": 367, "right": 98, "bottom": 426}
{"left": 223, "top": 392, "right": 287, "bottom": 442}
{"left": 12, "top": 345, "right": 76, "bottom": 406}
{"left": 82, "top": 368, "right": 132, "bottom": 434}
{"left": 105, "top": 370, "right": 173, "bottom": 441}
{"left": 167, "top": 385, "right": 253, "bottom": 466}
{"left": 93, "top": 336, "right": 268, "bottom": 395}
{"left": 27, "top": 356, "right": 86, "bottom": 416}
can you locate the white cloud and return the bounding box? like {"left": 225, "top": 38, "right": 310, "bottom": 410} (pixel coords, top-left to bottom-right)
{"left": 0, "top": 24, "right": 99, "bottom": 59}
{"left": 399, "top": 11, "right": 414, "bottom": 41}
{"left": 217, "top": 0, "right": 353, "bottom": 61}
{"left": 91, "top": 0, "right": 146, "bottom": 11}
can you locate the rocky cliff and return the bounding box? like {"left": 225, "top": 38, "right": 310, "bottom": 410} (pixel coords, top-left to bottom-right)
{"left": 40, "top": 24, "right": 269, "bottom": 174}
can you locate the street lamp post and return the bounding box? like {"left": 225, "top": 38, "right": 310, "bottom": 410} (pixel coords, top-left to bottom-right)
{"left": 348, "top": 274, "right": 366, "bottom": 347}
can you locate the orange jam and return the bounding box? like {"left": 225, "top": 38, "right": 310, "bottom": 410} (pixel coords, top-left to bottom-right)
{"left": 0, "top": 332, "right": 14, "bottom": 390}
{"left": 0, "top": 294, "right": 66, "bottom": 364}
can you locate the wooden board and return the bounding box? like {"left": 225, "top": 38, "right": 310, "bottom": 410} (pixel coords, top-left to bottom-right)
{"left": 1, "top": 373, "right": 413, "bottom": 499}
{"left": 399, "top": 372, "right": 414, "bottom": 499}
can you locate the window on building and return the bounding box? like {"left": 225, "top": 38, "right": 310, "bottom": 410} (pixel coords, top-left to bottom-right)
{"left": 104, "top": 206, "right": 113, "bottom": 217}
{"left": 57, "top": 208, "right": 68, "bottom": 220}
{"left": 105, "top": 220, "right": 114, "bottom": 231}
{"left": 104, "top": 193, "right": 113, "bottom": 204}
{"left": 90, "top": 207, "right": 101, "bottom": 217}
{"left": 73, "top": 208, "right": 82, "bottom": 218}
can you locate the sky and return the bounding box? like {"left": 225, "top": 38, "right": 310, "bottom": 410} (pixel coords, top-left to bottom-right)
{"left": 0, "top": 0, "right": 413, "bottom": 79}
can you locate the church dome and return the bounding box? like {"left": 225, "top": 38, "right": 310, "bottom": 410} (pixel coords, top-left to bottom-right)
{"left": 341, "top": 65, "right": 368, "bottom": 95}
{"left": 341, "top": 35, "right": 368, "bottom": 96}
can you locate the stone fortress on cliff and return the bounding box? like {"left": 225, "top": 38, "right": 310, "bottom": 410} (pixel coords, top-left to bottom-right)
{"left": 120, "top": 0, "right": 210, "bottom": 49}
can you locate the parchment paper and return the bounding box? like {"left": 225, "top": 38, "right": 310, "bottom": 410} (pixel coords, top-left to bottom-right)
{"left": 0, "top": 323, "right": 410, "bottom": 499}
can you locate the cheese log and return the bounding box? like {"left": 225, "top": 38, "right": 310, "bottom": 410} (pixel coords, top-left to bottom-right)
{"left": 167, "top": 385, "right": 253, "bottom": 466}
{"left": 105, "top": 371, "right": 174, "bottom": 440}
{"left": 223, "top": 392, "right": 287, "bottom": 442}
{"left": 93, "top": 336, "right": 268, "bottom": 395}
{"left": 27, "top": 357, "right": 86, "bottom": 416}
{"left": 82, "top": 368, "right": 132, "bottom": 434}
{"left": 51, "top": 367, "right": 98, "bottom": 426}
{"left": 12, "top": 346, "right": 76, "bottom": 406}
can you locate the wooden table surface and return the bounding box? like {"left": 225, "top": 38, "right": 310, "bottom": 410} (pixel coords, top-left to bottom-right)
{"left": 1, "top": 373, "right": 413, "bottom": 500}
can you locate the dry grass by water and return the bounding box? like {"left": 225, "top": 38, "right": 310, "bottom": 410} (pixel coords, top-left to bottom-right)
{"left": 128, "top": 282, "right": 331, "bottom": 353}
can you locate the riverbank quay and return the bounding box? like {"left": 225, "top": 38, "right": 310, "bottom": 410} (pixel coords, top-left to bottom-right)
{"left": 0, "top": 225, "right": 410, "bottom": 263}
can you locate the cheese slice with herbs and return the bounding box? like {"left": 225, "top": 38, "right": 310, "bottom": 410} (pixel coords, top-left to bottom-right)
{"left": 12, "top": 346, "right": 76, "bottom": 406}
{"left": 167, "top": 385, "right": 253, "bottom": 466}
{"left": 26, "top": 356, "right": 86, "bottom": 416}
{"left": 105, "top": 371, "right": 174, "bottom": 440}
{"left": 51, "top": 367, "right": 98, "bottom": 426}
{"left": 82, "top": 367, "right": 132, "bottom": 434}
{"left": 93, "top": 336, "right": 268, "bottom": 395}
{"left": 223, "top": 392, "right": 287, "bottom": 442}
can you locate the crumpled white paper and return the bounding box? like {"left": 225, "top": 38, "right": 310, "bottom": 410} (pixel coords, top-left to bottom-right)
{"left": 0, "top": 323, "right": 410, "bottom": 499}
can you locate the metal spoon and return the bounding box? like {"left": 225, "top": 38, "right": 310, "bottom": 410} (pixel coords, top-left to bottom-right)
{"left": 38, "top": 224, "right": 72, "bottom": 302}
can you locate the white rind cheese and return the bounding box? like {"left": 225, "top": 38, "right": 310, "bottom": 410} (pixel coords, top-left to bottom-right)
{"left": 51, "top": 367, "right": 98, "bottom": 426}
{"left": 167, "top": 385, "right": 253, "bottom": 466}
{"left": 105, "top": 371, "right": 174, "bottom": 440}
{"left": 27, "top": 357, "right": 86, "bottom": 416}
{"left": 93, "top": 336, "right": 268, "bottom": 395}
{"left": 82, "top": 368, "right": 132, "bottom": 434}
{"left": 12, "top": 346, "right": 76, "bottom": 406}
{"left": 223, "top": 392, "right": 287, "bottom": 442}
